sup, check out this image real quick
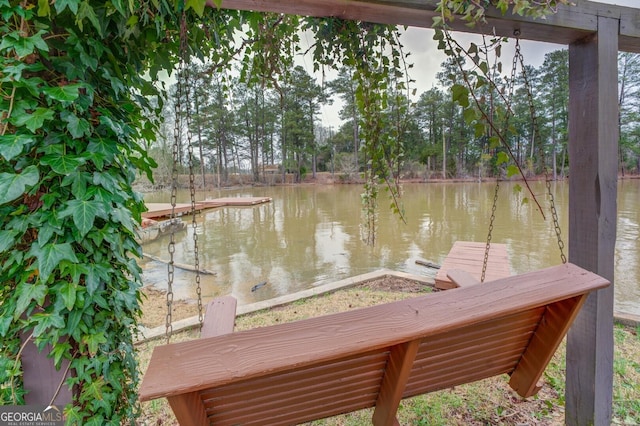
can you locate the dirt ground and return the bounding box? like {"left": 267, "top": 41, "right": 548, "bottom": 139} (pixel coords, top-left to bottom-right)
{"left": 140, "top": 275, "right": 432, "bottom": 329}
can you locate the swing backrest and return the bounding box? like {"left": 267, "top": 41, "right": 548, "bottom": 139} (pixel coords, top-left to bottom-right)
{"left": 139, "top": 263, "right": 608, "bottom": 426}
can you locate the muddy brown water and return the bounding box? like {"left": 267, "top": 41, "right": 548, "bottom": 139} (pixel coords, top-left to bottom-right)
{"left": 141, "top": 180, "right": 640, "bottom": 316}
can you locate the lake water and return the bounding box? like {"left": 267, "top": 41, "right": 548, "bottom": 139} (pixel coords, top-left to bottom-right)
{"left": 141, "top": 180, "right": 640, "bottom": 316}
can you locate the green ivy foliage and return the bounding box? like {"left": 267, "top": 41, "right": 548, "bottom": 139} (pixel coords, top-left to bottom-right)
{"left": 434, "top": 0, "right": 574, "bottom": 27}
{"left": 0, "top": 0, "right": 209, "bottom": 422}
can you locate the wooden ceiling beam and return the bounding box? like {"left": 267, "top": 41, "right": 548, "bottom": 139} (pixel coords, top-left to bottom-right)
{"left": 210, "top": 0, "right": 640, "bottom": 52}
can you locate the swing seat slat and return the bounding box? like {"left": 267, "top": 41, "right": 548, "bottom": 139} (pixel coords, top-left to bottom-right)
{"left": 139, "top": 263, "right": 608, "bottom": 426}
{"left": 435, "top": 241, "right": 511, "bottom": 289}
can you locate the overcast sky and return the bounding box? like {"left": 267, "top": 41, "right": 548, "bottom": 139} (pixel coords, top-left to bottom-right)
{"left": 312, "top": 0, "right": 639, "bottom": 127}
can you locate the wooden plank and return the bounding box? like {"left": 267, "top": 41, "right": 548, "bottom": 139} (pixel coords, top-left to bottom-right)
{"left": 372, "top": 340, "right": 420, "bottom": 425}
{"left": 202, "top": 351, "right": 387, "bottom": 424}
{"left": 167, "top": 393, "right": 208, "bottom": 426}
{"left": 202, "top": 197, "right": 272, "bottom": 206}
{"left": 566, "top": 14, "right": 618, "bottom": 426}
{"left": 142, "top": 202, "right": 206, "bottom": 219}
{"left": 435, "top": 241, "right": 510, "bottom": 289}
{"left": 201, "top": 296, "right": 237, "bottom": 338}
{"left": 210, "top": 0, "right": 640, "bottom": 53}
{"left": 509, "top": 295, "right": 587, "bottom": 397}
{"left": 446, "top": 269, "right": 479, "bottom": 287}
{"left": 139, "top": 263, "right": 608, "bottom": 401}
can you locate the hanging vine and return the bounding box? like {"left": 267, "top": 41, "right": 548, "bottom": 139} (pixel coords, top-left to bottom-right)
{"left": 306, "top": 18, "right": 409, "bottom": 245}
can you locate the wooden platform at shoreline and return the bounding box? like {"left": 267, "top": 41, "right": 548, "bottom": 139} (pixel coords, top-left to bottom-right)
{"left": 435, "top": 241, "right": 511, "bottom": 289}
{"left": 143, "top": 197, "right": 272, "bottom": 219}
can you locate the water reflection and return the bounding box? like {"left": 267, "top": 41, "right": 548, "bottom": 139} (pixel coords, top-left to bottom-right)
{"left": 141, "top": 180, "right": 640, "bottom": 315}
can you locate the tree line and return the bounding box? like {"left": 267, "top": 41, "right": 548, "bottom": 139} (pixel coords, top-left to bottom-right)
{"left": 147, "top": 46, "right": 640, "bottom": 189}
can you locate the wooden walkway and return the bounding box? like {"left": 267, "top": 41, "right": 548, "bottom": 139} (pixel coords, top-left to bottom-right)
{"left": 142, "top": 197, "right": 272, "bottom": 219}
{"left": 435, "top": 241, "right": 510, "bottom": 289}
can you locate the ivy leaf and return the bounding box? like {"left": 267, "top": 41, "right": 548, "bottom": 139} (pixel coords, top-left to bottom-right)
{"left": 14, "top": 282, "right": 47, "bottom": 319}
{"left": 3, "top": 31, "right": 49, "bottom": 58}
{"left": 59, "top": 199, "right": 103, "bottom": 237}
{"left": 55, "top": 0, "right": 80, "bottom": 14}
{"left": 506, "top": 164, "right": 519, "bottom": 178}
{"left": 11, "top": 107, "right": 54, "bottom": 132}
{"left": 489, "top": 135, "right": 500, "bottom": 149}
{"left": 32, "top": 311, "right": 65, "bottom": 337}
{"left": 50, "top": 341, "right": 72, "bottom": 368}
{"left": 59, "top": 281, "right": 77, "bottom": 311}
{"left": 64, "top": 407, "right": 83, "bottom": 425}
{"left": 40, "top": 154, "right": 84, "bottom": 175}
{"left": 462, "top": 106, "right": 477, "bottom": 124}
{"left": 83, "top": 332, "right": 107, "bottom": 356}
{"left": 0, "top": 134, "right": 35, "bottom": 161}
{"left": 0, "top": 314, "right": 13, "bottom": 337}
{"left": 186, "top": 0, "right": 206, "bottom": 16}
{"left": 43, "top": 84, "right": 81, "bottom": 102}
{"left": 61, "top": 110, "right": 91, "bottom": 138}
{"left": 496, "top": 151, "right": 509, "bottom": 165}
{"left": 0, "top": 165, "right": 39, "bottom": 205}
{"left": 85, "top": 264, "right": 110, "bottom": 296}
{"left": 451, "top": 84, "right": 469, "bottom": 108}
{"left": 87, "top": 138, "right": 118, "bottom": 161}
{"left": 29, "top": 242, "right": 79, "bottom": 283}
{"left": 76, "top": 1, "right": 103, "bottom": 36}
{"left": 37, "top": 0, "right": 50, "bottom": 16}
{"left": 0, "top": 229, "right": 19, "bottom": 252}
{"left": 474, "top": 122, "right": 485, "bottom": 138}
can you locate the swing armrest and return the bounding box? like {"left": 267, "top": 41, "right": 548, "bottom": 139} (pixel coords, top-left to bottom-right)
{"left": 158, "top": 296, "right": 238, "bottom": 425}
{"left": 201, "top": 296, "right": 237, "bottom": 338}
{"left": 446, "top": 269, "right": 480, "bottom": 287}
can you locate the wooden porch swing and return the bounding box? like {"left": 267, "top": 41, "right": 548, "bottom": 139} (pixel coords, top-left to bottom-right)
{"left": 139, "top": 263, "right": 608, "bottom": 425}
{"left": 138, "top": 3, "right": 616, "bottom": 425}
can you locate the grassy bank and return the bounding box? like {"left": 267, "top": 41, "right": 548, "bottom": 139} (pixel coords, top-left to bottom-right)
{"left": 136, "top": 282, "right": 640, "bottom": 425}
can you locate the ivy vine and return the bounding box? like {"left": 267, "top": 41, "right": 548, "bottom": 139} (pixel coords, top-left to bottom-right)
{"left": 307, "top": 18, "right": 409, "bottom": 245}
{"left": 0, "top": 0, "right": 202, "bottom": 422}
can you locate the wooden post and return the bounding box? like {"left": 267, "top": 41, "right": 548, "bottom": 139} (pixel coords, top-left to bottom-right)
{"left": 566, "top": 15, "right": 618, "bottom": 426}
{"left": 20, "top": 334, "right": 73, "bottom": 406}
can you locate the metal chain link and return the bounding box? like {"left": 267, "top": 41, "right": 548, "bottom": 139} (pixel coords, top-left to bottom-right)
{"left": 482, "top": 35, "right": 519, "bottom": 282}
{"left": 165, "top": 24, "right": 185, "bottom": 343}
{"left": 181, "top": 58, "right": 204, "bottom": 328}
{"left": 516, "top": 35, "right": 567, "bottom": 264}
{"left": 482, "top": 180, "right": 500, "bottom": 283}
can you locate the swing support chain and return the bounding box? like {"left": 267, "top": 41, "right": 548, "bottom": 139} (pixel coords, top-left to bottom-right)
{"left": 482, "top": 30, "right": 567, "bottom": 281}
{"left": 165, "top": 5, "right": 205, "bottom": 343}
{"left": 482, "top": 180, "right": 500, "bottom": 283}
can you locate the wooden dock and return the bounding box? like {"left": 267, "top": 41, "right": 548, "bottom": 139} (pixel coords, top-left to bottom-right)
{"left": 143, "top": 197, "right": 272, "bottom": 219}
{"left": 435, "top": 241, "right": 510, "bottom": 289}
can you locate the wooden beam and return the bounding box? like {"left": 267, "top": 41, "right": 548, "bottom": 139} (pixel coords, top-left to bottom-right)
{"left": 566, "top": 14, "right": 618, "bottom": 426}
{"left": 372, "top": 340, "right": 420, "bottom": 425}
{"left": 167, "top": 393, "right": 209, "bottom": 425}
{"left": 212, "top": 0, "right": 640, "bottom": 52}
{"left": 508, "top": 295, "right": 587, "bottom": 398}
